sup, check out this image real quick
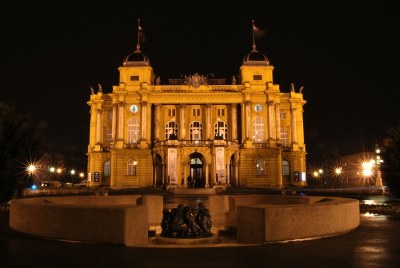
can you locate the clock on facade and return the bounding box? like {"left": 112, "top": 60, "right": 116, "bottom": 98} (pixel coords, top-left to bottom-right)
{"left": 254, "top": 104, "right": 263, "bottom": 112}
{"left": 129, "top": 104, "right": 139, "bottom": 113}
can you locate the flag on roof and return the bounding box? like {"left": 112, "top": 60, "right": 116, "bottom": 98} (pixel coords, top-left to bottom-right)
{"left": 138, "top": 21, "right": 146, "bottom": 43}
{"left": 252, "top": 21, "right": 266, "bottom": 38}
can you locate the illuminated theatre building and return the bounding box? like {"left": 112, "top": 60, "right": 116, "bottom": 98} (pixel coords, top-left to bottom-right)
{"left": 87, "top": 32, "right": 307, "bottom": 188}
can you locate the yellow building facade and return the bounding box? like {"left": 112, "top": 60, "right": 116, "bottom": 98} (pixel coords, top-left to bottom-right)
{"left": 87, "top": 33, "right": 307, "bottom": 188}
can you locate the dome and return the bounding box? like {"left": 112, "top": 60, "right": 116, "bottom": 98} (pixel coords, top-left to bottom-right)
{"left": 123, "top": 48, "right": 150, "bottom": 66}
{"left": 243, "top": 48, "right": 270, "bottom": 66}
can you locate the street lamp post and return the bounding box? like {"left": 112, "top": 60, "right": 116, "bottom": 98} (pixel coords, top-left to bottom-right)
{"left": 374, "top": 144, "right": 383, "bottom": 187}
{"left": 56, "top": 168, "right": 62, "bottom": 187}
{"left": 26, "top": 164, "right": 36, "bottom": 188}
{"left": 70, "top": 169, "right": 76, "bottom": 184}
{"left": 49, "top": 167, "right": 55, "bottom": 187}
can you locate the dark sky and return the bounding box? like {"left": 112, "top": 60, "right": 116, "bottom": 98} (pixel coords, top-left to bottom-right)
{"left": 2, "top": 1, "right": 399, "bottom": 164}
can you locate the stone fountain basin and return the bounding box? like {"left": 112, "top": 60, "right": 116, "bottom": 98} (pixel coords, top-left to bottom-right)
{"left": 9, "top": 194, "right": 359, "bottom": 246}
{"left": 208, "top": 195, "right": 360, "bottom": 243}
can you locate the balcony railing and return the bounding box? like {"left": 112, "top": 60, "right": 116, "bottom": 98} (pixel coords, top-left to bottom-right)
{"left": 153, "top": 139, "right": 239, "bottom": 148}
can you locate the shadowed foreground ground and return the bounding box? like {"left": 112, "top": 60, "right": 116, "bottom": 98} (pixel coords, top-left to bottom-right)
{"left": 1, "top": 207, "right": 400, "bottom": 268}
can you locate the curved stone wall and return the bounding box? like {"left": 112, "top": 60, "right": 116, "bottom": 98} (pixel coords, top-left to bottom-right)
{"left": 10, "top": 194, "right": 360, "bottom": 246}
{"left": 208, "top": 195, "right": 360, "bottom": 243}
{"left": 10, "top": 195, "right": 163, "bottom": 246}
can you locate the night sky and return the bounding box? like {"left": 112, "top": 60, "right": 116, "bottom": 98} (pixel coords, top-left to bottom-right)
{"left": 2, "top": 1, "right": 399, "bottom": 164}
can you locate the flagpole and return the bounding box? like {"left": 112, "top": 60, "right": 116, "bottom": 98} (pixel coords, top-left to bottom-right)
{"left": 136, "top": 18, "right": 141, "bottom": 52}
{"left": 252, "top": 20, "right": 256, "bottom": 51}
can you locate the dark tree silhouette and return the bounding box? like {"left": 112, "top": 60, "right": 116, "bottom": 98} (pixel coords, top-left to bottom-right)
{"left": 0, "top": 102, "right": 42, "bottom": 203}
{"left": 381, "top": 125, "right": 400, "bottom": 196}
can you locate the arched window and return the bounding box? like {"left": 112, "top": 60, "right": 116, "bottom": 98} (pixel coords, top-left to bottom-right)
{"left": 256, "top": 158, "right": 266, "bottom": 175}
{"left": 280, "top": 128, "right": 289, "bottom": 147}
{"left": 252, "top": 117, "right": 265, "bottom": 143}
{"left": 190, "top": 121, "right": 203, "bottom": 140}
{"left": 127, "top": 159, "right": 137, "bottom": 176}
{"left": 165, "top": 121, "right": 178, "bottom": 140}
{"left": 104, "top": 160, "right": 111, "bottom": 177}
{"left": 282, "top": 160, "right": 290, "bottom": 177}
{"left": 127, "top": 117, "right": 140, "bottom": 144}
{"left": 214, "top": 120, "right": 228, "bottom": 139}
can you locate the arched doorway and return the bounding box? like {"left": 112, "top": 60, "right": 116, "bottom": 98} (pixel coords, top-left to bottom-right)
{"left": 230, "top": 154, "right": 236, "bottom": 186}
{"left": 154, "top": 154, "right": 163, "bottom": 186}
{"left": 189, "top": 153, "right": 205, "bottom": 188}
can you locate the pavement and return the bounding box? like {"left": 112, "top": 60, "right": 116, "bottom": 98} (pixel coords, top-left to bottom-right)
{"left": 1, "top": 189, "right": 400, "bottom": 267}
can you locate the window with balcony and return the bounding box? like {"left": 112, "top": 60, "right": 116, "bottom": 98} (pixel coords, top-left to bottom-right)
{"left": 214, "top": 120, "right": 228, "bottom": 139}
{"left": 165, "top": 121, "right": 178, "bottom": 140}
{"left": 280, "top": 128, "right": 289, "bottom": 147}
{"left": 127, "top": 117, "right": 140, "bottom": 144}
{"left": 252, "top": 116, "right": 265, "bottom": 143}
{"left": 190, "top": 121, "right": 203, "bottom": 140}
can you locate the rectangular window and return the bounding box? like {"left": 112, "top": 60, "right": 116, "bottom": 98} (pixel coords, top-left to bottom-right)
{"left": 168, "top": 109, "right": 176, "bottom": 117}
{"left": 192, "top": 108, "right": 200, "bottom": 116}
{"left": 280, "top": 112, "right": 286, "bottom": 120}
{"left": 217, "top": 108, "right": 225, "bottom": 117}
{"left": 130, "top": 75, "right": 139, "bottom": 81}
{"left": 253, "top": 75, "right": 262, "bottom": 80}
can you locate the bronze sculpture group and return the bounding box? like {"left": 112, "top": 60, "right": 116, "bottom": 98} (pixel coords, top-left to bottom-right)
{"left": 161, "top": 202, "right": 212, "bottom": 238}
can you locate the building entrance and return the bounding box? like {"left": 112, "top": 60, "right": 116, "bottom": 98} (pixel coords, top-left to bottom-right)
{"left": 189, "top": 153, "right": 205, "bottom": 188}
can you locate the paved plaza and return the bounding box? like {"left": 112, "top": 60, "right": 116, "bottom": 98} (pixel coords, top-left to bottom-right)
{"left": 1, "top": 193, "right": 400, "bottom": 268}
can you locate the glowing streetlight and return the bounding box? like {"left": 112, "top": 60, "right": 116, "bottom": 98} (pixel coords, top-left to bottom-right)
{"left": 361, "top": 161, "right": 374, "bottom": 177}
{"left": 375, "top": 144, "right": 383, "bottom": 187}
{"left": 26, "top": 164, "right": 36, "bottom": 188}
{"left": 27, "top": 164, "right": 36, "bottom": 174}
{"left": 79, "top": 172, "right": 85, "bottom": 178}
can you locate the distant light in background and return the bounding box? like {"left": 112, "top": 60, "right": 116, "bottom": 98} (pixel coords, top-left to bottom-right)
{"left": 334, "top": 167, "right": 342, "bottom": 175}
{"left": 26, "top": 164, "right": 36, "bottom": 175}
{"left": 362, "top": 161, "right": 374, "bottom": 177}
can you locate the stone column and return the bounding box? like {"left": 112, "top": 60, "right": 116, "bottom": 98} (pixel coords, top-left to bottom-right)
{"left": 226, "top": 163, "right": 231, "bottom": 185}
{"left": 112, "top": 104, "right": 117, "bottom": 140}
{"left": 118, "top": 103, "right": 124, "bottom": 140}
{"left": 245, "top": 101, "right": 251, "bottom": 140}
{"left": 141, "top": 101, "right": 147, "bottom": 141}
{"left": 96, "top": 109, "right": 102, "bottom": 144}
{"left": 231, "top": 104, "right": 237, "bottom": 141}
{"left": 206, "top": 104, "right": 211, "bottom": 139}
{"left": 180, "top": 104, "right": 186, "bottom": 139}
{"left": 235, "top": 152, "right": 240, "bottom": 186}
{"left": 291, "top": 107, "right": 297, "bottom": 144}
{"left": 155, "top": 104, "right": 161, "bottom": 141}
{"left": 275, "top": 103, "right": 281, "bottom": 141}
{"left": 268, "top": 101, "right": 275, "bottom": 140}
{"left": 205, "top": 163, "right": 210, "bottom": 188}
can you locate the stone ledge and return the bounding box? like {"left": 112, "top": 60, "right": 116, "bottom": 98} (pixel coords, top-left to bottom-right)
{"left": 9, "top": 195, "right": 163, "bottom": 246}
{"left": 235, "top": 196, "right": 360, "bottom": 243}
